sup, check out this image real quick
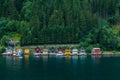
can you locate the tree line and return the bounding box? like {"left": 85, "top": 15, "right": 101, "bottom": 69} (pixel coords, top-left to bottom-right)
{"left": 0, "top": 0, "right": 120, "bottom": 51}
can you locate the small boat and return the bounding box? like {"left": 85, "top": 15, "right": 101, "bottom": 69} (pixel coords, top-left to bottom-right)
{"left": 2, "top": 51, "right": 12, "bottom": 56}
{"left": 2, "top": 48, "right": 13, "bottom": 56}
{"left": 34, "top": 53, "right": 41, "bottom": 56}
{"left": 16, "top": 55, "right": 23, "bottom": 58}
{"left": 71, "top": 48, "right": 79, "bottom": 55}
{"left": 56, "top": 53, "right": 64, "bottom": 56}
{"left": 12, "top": 49, "right": 17, "bottom": 56}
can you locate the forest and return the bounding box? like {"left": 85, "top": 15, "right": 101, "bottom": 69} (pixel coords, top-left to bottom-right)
{"left": 0, "top": 0, "right": 120, "bottom": 51}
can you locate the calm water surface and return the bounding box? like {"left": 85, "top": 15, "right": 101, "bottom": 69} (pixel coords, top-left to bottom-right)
{"left": 0, "top": 55, "right": 120, "bottom": 80}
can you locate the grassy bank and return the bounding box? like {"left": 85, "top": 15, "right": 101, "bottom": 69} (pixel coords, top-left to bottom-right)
{"left": 102, "top": 51, "right": 120, "bottom": 54}
{"left": 21, "top": 44, "right": 79, "bottom": 50}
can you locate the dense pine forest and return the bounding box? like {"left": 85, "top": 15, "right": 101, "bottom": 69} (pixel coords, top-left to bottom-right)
{"left": 0, "top": 0, "right": 120, "bottom": 51}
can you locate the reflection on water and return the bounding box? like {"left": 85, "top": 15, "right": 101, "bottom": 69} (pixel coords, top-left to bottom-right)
{"left": 1, "top": 55, "right": 120, "bottom": 80}
{"left": 71, "top": 56, "right": 79, "bottom": 75}
{"left": 79, "top": 56, "right": 87, "bottom": 64}
{"left": 25, "top": 55, "right": 29, "bottom": 61}
{"left": 65, "top": 55, "right": 71, "bottom": 64}
{"left": 91, "top": 55, "right": 102, "bottom": 64}
{"left": 5, "top": 56, "right": 23, "bottom": 71}
{"left": 42, "top": 56, "right": 48, "bottom": 63}
{"left": 33, "top": 56, "right": 41, "bottom": 62}
{"left": 71, "top": 56, "right": 78, "bottom": 64}
{"left": 41, "top": 56, "right": 49, "bottom": 72}
{"left": 56, "top": 56, "right": 64, "bottom": 64}
{"left": 24, "top": 55, "right": 29, "bottom": 69}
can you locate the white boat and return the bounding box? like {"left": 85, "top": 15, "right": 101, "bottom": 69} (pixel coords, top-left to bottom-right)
{"left": 56, "top": 48, "right": 64, "bottom": 56}
{"left": 79, "top": 52, "right": 87, "bottom": 55}
{"left": 16, "top": 54, "right": 23, "bottom": 58}
{"left": 56, "top": 53, "right": 64, "bottom": 56}
{"left": 49, "top": 52, "right": 56, "bottom": 56}
{"left": 2, "top": 48, "right": 12, "bottom": 56}
{"left": 2, "top": 51, "right": 12, "bottom": 55}
{"left": 13, "top": 53, "right": 17, "bottom": 56}
{"left": 33, "top": 53, "right": 41, "bottom": 56}
{"left": 33, "top": 53, "right": 40, "bottom": 58}
{"left": 56, "top": 50, "right": 64, "bottom": 56}
{"left": 12, "top": 50, "right": 17, "bottom": 56}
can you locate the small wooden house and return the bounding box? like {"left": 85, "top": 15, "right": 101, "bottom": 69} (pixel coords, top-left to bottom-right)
{"left": 35, "top": 47, "right": 41, "bottom": 53}
{"left": 24, "top": 49, "right": 30, "bottom": 55}
{"left": 50, "top": 47, "right": 56, "bottom": 53}
{"left": 57, "top": 48, "right": 63, "bottom": 54}
{"left": 91, "top": 48, "right": 102, "bottom": 55}
{"left": 72, "top": 48, "right": 79, "bottom": 55}
{"left": 65, "top": 49, "right": 71, "bottom": 55}
{"left": 42, "top": 49, "right": 49, "bottom": 55}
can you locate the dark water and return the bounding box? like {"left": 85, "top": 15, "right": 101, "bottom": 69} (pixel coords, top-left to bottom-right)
{"left": 0, "top": 55, "right": 120, "bottom": 80}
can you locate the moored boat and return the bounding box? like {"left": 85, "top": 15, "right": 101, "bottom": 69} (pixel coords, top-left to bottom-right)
{"left": 2, "top": 48, "right": 13, "bottom": 56}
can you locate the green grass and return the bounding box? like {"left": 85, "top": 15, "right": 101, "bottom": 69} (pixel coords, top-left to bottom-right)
{"left": 11, "top": 34, "right": 20, "bottom": 41}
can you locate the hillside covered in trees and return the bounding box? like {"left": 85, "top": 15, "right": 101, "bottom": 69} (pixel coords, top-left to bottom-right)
{"left": 0, "top": 0, "right": 120, "bottom": 51}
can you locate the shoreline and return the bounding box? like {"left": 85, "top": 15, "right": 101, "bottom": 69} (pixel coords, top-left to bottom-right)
{"left": 1, "top": 52, "right": 120, "bottom": 56}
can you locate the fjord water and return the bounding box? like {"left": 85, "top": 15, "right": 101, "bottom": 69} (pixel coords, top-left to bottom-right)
{"left": 0, "top": 55, "right": 120, "bottom": 80}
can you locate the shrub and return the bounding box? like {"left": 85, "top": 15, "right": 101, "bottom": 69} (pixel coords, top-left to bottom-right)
{"left": 0, "top": 46, "right": 5, "bottom": 54}
{"left": 85, "top": 45, "right": 94, "bottom": 53}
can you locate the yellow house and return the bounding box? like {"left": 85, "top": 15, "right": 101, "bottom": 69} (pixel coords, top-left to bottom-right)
{"left": 65, "top": 49, "right": 71, "bottom": 55}
{"left": 24, "top": 49, "right": 30, "bottom": 55}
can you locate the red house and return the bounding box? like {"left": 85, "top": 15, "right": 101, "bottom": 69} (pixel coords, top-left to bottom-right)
{"left": 91, "top": 48, "right": 102, "bottom": 55}
{"left": 35, "top": 47, "right": 41, "bottom": 53}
